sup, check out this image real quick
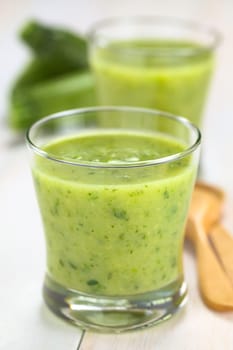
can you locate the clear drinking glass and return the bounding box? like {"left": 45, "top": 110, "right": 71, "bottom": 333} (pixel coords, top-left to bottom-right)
{"left": 88, "top": 16, "right": 220, "bottom": 127}
{"left": 26, "top": 106, "right": 201, "bottom": 332}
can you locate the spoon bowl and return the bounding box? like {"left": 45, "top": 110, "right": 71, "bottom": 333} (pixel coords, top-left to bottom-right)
{"left": 186, "top": 182, "right": 233, "bottom": 311}
{"left": 186, "top": 182, "right": 224, "bottom": 240}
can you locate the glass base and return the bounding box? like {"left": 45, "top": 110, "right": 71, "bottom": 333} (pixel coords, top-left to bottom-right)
{"left": 43, "top": 274, "right": 187, "bottom": 333}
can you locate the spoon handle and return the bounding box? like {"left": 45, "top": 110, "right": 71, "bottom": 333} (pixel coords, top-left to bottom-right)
{"left": 191, "top": 221, "right": 233, "bottom": 311}
{"left": 209, "top": 224, "right": 233, "bottom": 285}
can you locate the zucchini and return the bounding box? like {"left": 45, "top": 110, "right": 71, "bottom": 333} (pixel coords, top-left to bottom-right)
{"left": 9, "top": 71, "right": 96, "bottom": 130}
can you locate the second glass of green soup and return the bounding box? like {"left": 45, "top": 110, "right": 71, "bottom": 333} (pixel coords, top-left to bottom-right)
{"left": 88, "top": 16, "right": 220, "bottom": 127}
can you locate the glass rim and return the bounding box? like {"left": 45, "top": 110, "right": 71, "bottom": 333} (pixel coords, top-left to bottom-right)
{"left": 88, "top": 15, "right": 221, "bottom": 56}
{"left": 26, "top": 106, "right": 201, "bottom": 169}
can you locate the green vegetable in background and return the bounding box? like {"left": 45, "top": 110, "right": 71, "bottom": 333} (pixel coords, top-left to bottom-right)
{"left": 20, "top": 20, "right": 88, "bottom": 68}
{"left": 10, "top": 71, "right": 95, "bottom": 130}
{"left": 8, "top": 20, "right": 96, "bottom": 131}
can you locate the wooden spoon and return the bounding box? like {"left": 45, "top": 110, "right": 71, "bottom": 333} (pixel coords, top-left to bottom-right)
{"left": 186, "top": 182, "right": 233, "bottom": 311}
{"left": 192, "top": 183, "right": 233, "bottom": 284}
{"left": 209, "top": 223, "right": 233, "bottom": 285}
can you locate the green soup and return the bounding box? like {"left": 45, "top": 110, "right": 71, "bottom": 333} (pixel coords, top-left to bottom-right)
{"left": 90, "top": 39, "right": 214, "bottom": 126}
{"left": 33, "top": 131, "right": 196, "bottom": 296}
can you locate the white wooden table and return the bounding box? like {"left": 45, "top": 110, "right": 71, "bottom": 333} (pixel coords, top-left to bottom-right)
{"left": 1, "top": 1, "right": 233, "bottom": 349}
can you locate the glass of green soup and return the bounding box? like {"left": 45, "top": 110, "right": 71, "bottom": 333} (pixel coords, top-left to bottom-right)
{"left": 26, "top": 106, "right": 201, "bottom": 332}
{"left": 88, "top": 17, "right": 220, "bottom": 127}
